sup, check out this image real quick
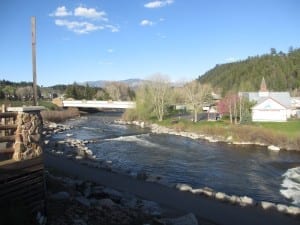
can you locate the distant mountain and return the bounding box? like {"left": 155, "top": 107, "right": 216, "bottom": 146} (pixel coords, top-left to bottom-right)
{"left": 198, "top": 48, "right": 300, "bottom": 95}
{"left": 82, "top": 78, "right": 145, "bottom": 88}
{"left": 119, "top": 79, "right": 145, "bottom": 88}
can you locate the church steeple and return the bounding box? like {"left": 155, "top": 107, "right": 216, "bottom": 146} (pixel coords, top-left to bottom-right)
{"left": 260, "top": 77, "right": 268, "bottom": 92}
{"left": 258, "top": 77, "right": 269, "bottom": 97}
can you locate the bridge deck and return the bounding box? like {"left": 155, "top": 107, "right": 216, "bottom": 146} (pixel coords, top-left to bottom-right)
{"left": 62, "top": 100, "right": 136, "bottom": 109}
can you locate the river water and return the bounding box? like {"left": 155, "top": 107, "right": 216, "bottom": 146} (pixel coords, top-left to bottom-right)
{"left": 53, "top": 112, "right": 300, "bottom": 207}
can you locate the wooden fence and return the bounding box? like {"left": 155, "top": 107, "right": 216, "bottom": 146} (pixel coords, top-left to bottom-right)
{"left": 0, "top": 105, "right": 46, "bottom": 224}
{"left": 0, "top": 107, "right": 17, "bottom": 161}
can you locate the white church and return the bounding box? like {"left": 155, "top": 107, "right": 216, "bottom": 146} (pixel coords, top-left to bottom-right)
{"left": 240, "top": 78, "right": 292, "bottom": 122}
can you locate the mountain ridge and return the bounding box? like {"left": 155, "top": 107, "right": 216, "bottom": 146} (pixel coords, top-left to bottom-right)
{"left": 198, "top": 48, "right": 300, "bottom": 95}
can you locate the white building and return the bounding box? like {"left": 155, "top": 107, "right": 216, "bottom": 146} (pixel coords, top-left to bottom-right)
{"left": 240, "top": 77, "right": 292, "bottom": 122}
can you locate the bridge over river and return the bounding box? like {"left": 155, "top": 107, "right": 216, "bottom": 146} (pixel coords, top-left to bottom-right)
{"left": 62, "top": 100, "right": 136, "bottom": 109}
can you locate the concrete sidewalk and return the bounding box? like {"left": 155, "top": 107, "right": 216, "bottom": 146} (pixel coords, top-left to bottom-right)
{"left": 44, "top": 153, "right": 300, "bottom": 225}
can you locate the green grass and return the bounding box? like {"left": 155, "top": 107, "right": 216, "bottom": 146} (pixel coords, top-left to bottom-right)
{"left": 155, "top": 117, "right": 300, "bottom": 150}
{"left": 253, "top": 120, "right": 300, "bottom": 137}
{"left": 158, "top": 117, "right": 300, "bottom": 137}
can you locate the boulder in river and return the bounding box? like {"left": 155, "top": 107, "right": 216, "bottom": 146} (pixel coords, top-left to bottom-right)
{"left": 176, "top": 183, "right": 193, "bottom": 192}
{"left": 268, "top": 145, "right": 280, "bottom": 151}
{"left": 160, "top": 213, "right": 198, "bottom": 225}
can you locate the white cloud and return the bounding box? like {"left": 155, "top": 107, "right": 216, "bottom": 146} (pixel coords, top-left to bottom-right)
{"left": 55, "top": 19, "right": 104, "bottom": 34}
{"left": 144, "top": 0, "right": 174, "bottom": 8}
{"left": 140, "top": 19, "right": 154, "bottom": 26}
{"left": 74, "top": 6, "right": 107, "bottom": 21}
{"left": 107, "top": 49, "right": 114, "bottom": 53}
{"left": 50, "top": 6, "right": 72, "bottom": 17}
{"left": 105, "top": 25, "right": 119, "bottom": 32}
{"left": 50, "top": 5, "right": 119, "bottom": 34}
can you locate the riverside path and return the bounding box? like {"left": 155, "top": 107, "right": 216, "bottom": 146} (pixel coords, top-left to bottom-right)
{"left": 44, "top": 153, "right": 300, "bottom": 225}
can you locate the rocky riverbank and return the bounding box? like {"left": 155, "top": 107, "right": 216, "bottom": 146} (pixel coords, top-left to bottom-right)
{"left": 47, "top": 172, "right": 191, "bottom": 225}
{"left": 43, "top": 121, "right": 300, "bottom": 218}
{"left": 43, "top": 122, "right": 205, "bottom": 225}
{"left": 115, "top": 120, "right": 287, "bottom": 152}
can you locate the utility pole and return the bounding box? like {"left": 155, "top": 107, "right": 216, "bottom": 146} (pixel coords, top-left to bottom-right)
{"left": 31, "top": 16, "right": 38, "bottom": 106}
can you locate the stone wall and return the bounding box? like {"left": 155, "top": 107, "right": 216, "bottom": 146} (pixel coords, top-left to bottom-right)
{"left": 7, "top": 107, "right": 44, "bottom": 161}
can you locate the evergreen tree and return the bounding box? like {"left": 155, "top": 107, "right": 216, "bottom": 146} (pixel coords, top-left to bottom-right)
{"left": 198, "top": 48, "right": 300, "bottom": 94}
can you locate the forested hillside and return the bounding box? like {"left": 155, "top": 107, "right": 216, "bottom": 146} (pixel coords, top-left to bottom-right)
{"left": 198, "top": 48, "right": 300, "bottom": 95}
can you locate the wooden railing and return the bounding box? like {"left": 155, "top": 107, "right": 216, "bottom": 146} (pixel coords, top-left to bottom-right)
{"left": 0, "top": 106, "right": 18, "bottom": 161}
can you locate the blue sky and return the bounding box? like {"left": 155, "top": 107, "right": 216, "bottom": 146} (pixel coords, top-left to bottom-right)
{"left": 1, "top": 0, "right": 299, "bottom": 86}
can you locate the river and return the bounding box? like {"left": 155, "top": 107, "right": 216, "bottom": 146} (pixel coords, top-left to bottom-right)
{"left": 51, "top": 112, "right": 300, "bottom": 207}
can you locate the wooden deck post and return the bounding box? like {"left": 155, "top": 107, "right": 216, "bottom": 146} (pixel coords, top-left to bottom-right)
{"left": 1, "top": 104, "right": 5, "bottom": 137}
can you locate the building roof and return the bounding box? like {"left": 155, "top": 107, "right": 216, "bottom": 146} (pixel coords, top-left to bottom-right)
{"left": 240, "top": 91, "right": 291, "bottom": 108}
{"left": 239, "top": 77, "right": 291, "bottom": 109}
{"left": 253, "top": 97, "right": 288, "bottom": 110}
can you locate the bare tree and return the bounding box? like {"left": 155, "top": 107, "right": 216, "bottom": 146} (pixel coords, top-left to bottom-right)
{"left": 184, "top": 81, "right": 212, "bottom": 122}
{"left": 171, "top": 86, "right": 186, "bottom": 104}
{"left": 218, "top": 93, "right": 247, "bottom": 124}
{"left": 104, "top": 82, "right": 133, "bottom": 101}
{"left": 105, "top": 82, "right": 121, "bottom": 101}
{"left": 15, "top": 86, "right": 33, "bottom": 100}
{"left": 95, "top": 89, "right": 108, "bottom": 100}
{"left": 147, "top": 74, "right": 171, "bottom": 121}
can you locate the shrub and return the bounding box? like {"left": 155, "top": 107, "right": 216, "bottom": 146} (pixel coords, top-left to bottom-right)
{"left": 41, "top": 108, "right": 80, "bottom": 122}
{"left": 122, "top": 109, "right": 138, "bottom": 121}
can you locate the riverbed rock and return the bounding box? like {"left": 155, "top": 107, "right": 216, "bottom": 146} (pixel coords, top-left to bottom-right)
{"left": 51, "top": 191, "right": 70, "bottom": 200}
{"left": 75, "top": 196, "right": 91, "bottom": 207}
{"left": 215, "top": 192, "right": 229, "bottom": 202}
{"left": 190, "top": 188, "right": 204, "bottom": 195}
{"left": 176, "top": 183, "right": 193, "bottom": 192}
{"left": 201, "top": 187, "right": 215, "bottom": 197}
{"left": 72, "top": 219, "right": 87, "bottom": 225}
{"left": 268, "top": 145, "right": 280, "bottom": 151}
{"left": 48, "top": 122, "right": 58, "bottom": 129}
{"left": 139, "top": 200, "right": 161, "bottom": 216}
{"left": 239, "top": 196, "right": 255, "bottom": 206}
{"left": 76, "top": 155, "right": 83, "bottom": 160}
{"left": 102, "top": 187, "right": 123, "bottom": 202}
{"left": 226, "top": 136, "right": 233, "bottom": 141}
{"left": 287, "top": 206, "right": 300, "bottom": 215}
{"left": 98, "top": 198, "right": 116, "bottom": 208}
{"left": 277, "top": 204, "right": 288, "bottom": 213}
{"left": 228, "top": 195, "right": 239, "bottom": 204}
{"left": 160, "top": 213, "right": 198, "bottom": 225}
{"left": 260, "top": 201, "right": 276, "bottom": 210}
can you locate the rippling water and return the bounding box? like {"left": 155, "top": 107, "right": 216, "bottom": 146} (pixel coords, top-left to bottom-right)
{"left": 53, "top": 112, "right": 300, "bottom": 206}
